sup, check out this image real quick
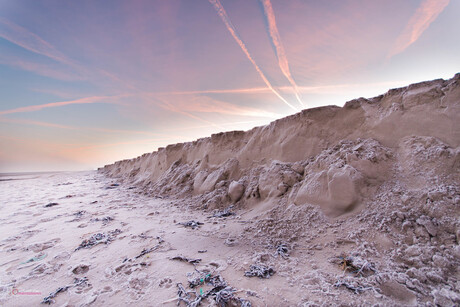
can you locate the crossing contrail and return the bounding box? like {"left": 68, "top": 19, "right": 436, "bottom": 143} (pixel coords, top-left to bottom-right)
{"left": 208, "top": 0, "right": 298, "bottom": 111}
{"left": 259, "top": 0, "right": 304, "bottom": 107}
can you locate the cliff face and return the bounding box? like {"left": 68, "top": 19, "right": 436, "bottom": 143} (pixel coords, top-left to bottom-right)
{"left": 100, "top": 74, "right": 459, "bottom": 216}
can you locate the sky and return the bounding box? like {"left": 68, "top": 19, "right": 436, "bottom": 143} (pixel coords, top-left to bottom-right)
{"left": 0, "top": 0, "right": 459, "bottom": 172}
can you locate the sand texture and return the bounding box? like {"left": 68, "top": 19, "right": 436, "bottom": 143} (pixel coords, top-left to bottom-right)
{"left": 1, "top": 75, "right": 460, "bottom": 306}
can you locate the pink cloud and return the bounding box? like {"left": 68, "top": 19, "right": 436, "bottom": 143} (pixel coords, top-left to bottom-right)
{"left": 160, "top": 95, "right": 278, "bottom": 119}
{"left": 0, "top": 95, "right": 125, "bottom": 115}
{"left": 388, "top": 0, "right": 450, "bottom": 57}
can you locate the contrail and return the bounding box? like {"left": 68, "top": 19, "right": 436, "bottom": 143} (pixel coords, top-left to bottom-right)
{"left": 388, "top": 0, "right": 450, "bottom": 57}
{"left": 0, "top": 95, "right": 125, "bottom": 115}
{"left": 259, "top": 0, "right": 304, "bottom": 107}
{"left": 208, "top": 0, "right": 298, "bottom": 112}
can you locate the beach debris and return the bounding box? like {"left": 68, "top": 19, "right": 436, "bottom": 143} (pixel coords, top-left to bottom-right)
{"left": 75, "top": 229, "right": 121, "bottom": 251}
{"left": 171, "top": 256, "right": 201, "bottom": 265}
{"left": 90, "top": 201, "right": 98, "bottom": 204}
{"left": 134, "top": 237, "right": 164, "bottom": 259}
{"left": 20, "top": 252, "right": 47, "bottom": 264}
{"left": 215, "top": 286, "right": 252, "bottom": 307}
{"left": 178, "top": 220, "right": 203, "bottom": 229}
{"left": 164, "top": 269, "right": 251, "bottom": 306}
{"left": 244, "top": 264, "right": 275, "bottom": 279}
{"left": 331, "top": 253, "right": 376, "bottom": 276}
{"left": 198, "top": 250, "right": 207, "bottom": 253}
{"left": 334, "top": 279, "right": 374, "bottom": 294}
{"left": 44, "top": 203, "right": 59, "bottom": 208}
{"left": 91, "top": 216, "right": 114, "bottom": 225}
{"left": 67, "top": 210, "right": 85, "bottom": 222}
{"left": 212, "top": 205, "right": 234, "bottom": 218}
{"left": 274, "top": 242, "right": 290, "bottom": 259}
{"left": 41, "top": 277, "right": 88, "bottom": 304}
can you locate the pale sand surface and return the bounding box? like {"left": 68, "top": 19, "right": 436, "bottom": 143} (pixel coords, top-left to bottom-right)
{"left": 1, "top": 171, "right": 311, "bottom": 306}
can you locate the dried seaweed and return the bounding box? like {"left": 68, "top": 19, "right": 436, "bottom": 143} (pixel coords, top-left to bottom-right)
{"left": 174, "top": 271, "right": 251, "bottom": 307}
{"left": 133, "top": 237, "right": 164, "bottom": 259}
{"left": 75, "top": 229, "right": 121, "bottom": 251}
{"left": 171, "top": 255, "right": 201, "bottom": 264}
{"left": 41, "top": 277, "right": 88, "bottom": 304}
{"left": 331, "top": 253, "right": 376, "bottom": 276}
{"left": 334, "top": 279, "right": 373, "bottom": 294}
{"left": 44, "top": 203, "right": 59, "bottom": 208}
{"left": 212, "top": 205, "right": 234, "bottom": 218}
{"left": 274, "top": 243, "right": 290, "bottom": 259}
{"left": 244, "top": 264, "right": 275, "bottom": 279}
{"left": 178, "top": 220, "right": 204, "bottom": 229}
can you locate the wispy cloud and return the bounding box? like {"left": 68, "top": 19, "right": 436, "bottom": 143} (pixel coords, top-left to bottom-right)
{"left": 388, "top": 0, "right": 450, "bottom": 57}
{"left": 157, "top": 87, "right": 270, "bottom": 95}
{"left": 156, "top": 96, "right": 226, "bottom": 130}
{"left": 0, "top": 17, "right": 73, "bottom": 66}
{"left": 259, "top": 0, "right": 304, "bottom": 107}
{"left": 0, "top": 56, "right": 81, "bottom": 81}
{"left": 208, "top": 0, "right": 297, "bottom": 111}
{"left": 161, "top": 95, "right": 278, "bottom": 118}
{"left": 0, "top": 95, "right": 124, "bottom": 115}
{"left": 0, "top": 117, "right": 76, "bottom": 129}
{"left": 0, "top": 116, "right": 178, "bottom": 137}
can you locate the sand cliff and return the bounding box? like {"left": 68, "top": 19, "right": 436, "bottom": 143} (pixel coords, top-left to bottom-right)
{"left": 100, "top": 74, "right": 459, "bottom": 217}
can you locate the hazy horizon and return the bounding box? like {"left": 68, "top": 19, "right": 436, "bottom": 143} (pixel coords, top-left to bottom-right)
{"left": 1, "top": 0, "right": 459, "bottom": 172}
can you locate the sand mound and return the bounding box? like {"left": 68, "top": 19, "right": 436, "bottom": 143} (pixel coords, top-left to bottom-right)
{"left": 100, "top": 74, "right": 460, "bottom": 305}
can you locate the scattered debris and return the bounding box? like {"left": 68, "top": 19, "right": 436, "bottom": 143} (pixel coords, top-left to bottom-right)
{"left": 176, "top": 282, "right": 202, "bottom": 306}
{"left": 212, "top": 205, "right": 234, "bottom": 218}
{"left": 331, "top": 253, "right": 376, "bottom": 276}
{"left": 44, "top": 203, "right": 59, "bottom": 208}
{"left": 90, "top": 201, "right": 98, "bottom": 204}
{"left": 171, "top": 256, "right": 201, "bottom": 265}
{"left": 134, "top": 237, "right": 164, "bottom": 259}
{"left": 75, "top": 229, "right": 121, "bottom": 251}
{"left": 41, "top": 277, "right": 88, "bottom": 304}
{"left": 274, "top": 243, "right": 290, "bottom": 259}
{"left": 178, "top": 220, "right": 203, "bottom": 229}
{"left": 137, "top": 232, "right": 153, "bottom": 240}
{"left": 168, "top": 269, "right": 251, "bottom": 307}
{"left": 91, "top": 216, "right": 114, "bottom": 225}
{"left": 334, "top": 279, "right": 374, "bottom": 294}
{"left": 67, "top": 210, "right": 85, "bottom": 222}
{"left": 244, "top": 264, "right": 275, "bottom": 279}
{"left": 20, "top": 253, "right": 47, "bottom": 264}
{"left": 198, "top": 250, "right": 207, "bottom": 253}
